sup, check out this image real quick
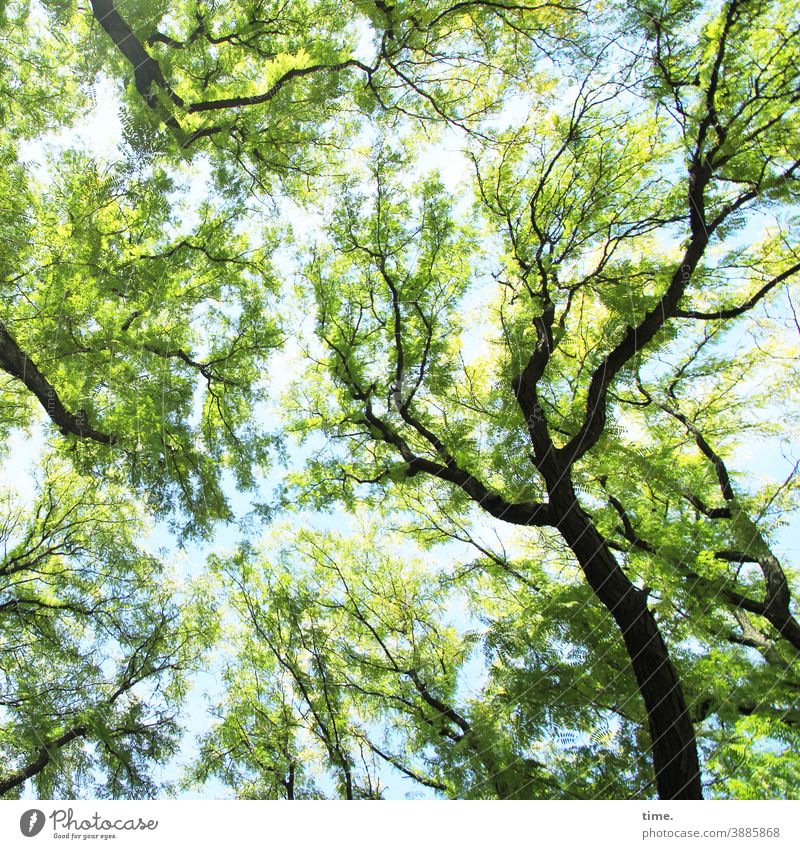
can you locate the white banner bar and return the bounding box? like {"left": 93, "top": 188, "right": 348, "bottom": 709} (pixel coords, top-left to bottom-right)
{"left": 1, "top": 800, "right": 798, "bottom": 849}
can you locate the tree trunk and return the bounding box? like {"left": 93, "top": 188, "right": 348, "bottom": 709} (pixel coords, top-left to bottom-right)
{"left": 553, "top": 486, "right": 703, "bottom": 799}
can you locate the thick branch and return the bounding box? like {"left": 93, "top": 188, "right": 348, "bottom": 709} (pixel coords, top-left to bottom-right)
{"left": 608, "top": 494, "right": 800, "bottom": 652}
{"left": 362, "top": 738, "right": 448, "bottom": 792}
{"left": 0, "top": 320, "right": 115, "bottom": 444}
{"left": 89, "top": 0, "right": 183, "bottom": 108}
{"left": 405, "top": 669, "right": 472, "bottom": 737}
{"left": 142, "top": 343, "right": 240, "bottom": 387}
{"left": 0, "top": 725, "right": 86, "bottom": 796}
{"left": 512, "top": 299, "right": 560, "bottom": 474}
{"left": 558, "top": 0, "right": 749, "bottom": 468}
{"left": 361, "top": 404, "right": 552, "bottom": 526}
{"left": 558, "top": 234, "right": 708, "bottom": 467}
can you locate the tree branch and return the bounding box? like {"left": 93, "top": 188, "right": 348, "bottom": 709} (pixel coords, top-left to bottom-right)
{"left": 0, "top": 725, "right": 87, "bottom": 796}
{"left": 0, "top": 319, "right": 115, "bottom": 444}
{"left": 675, "top": 261, "right": 800, "bottom": 320}
{"left": 89, "top": 0, "right": 183, "bottom": 109}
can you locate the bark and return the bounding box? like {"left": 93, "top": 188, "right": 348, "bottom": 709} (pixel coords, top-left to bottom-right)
{"left": 513, "top": 307, "right": 702, "bottom": 798}
{"left": 89, "top": 0, "right": 183, "bottom": 108}
{"left": 552, "top": 484, "right": 702, "bottom": 799}
{"left": 187, "top": 60, "right": 373, "bottom": 112}
{"left": 0, "top": 726, "right": 86, "bottom": 796}
{"left": 0, "top": 320, "right": 114, "bottom": 444}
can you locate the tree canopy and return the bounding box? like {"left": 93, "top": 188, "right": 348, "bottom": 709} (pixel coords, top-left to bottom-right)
{"left": 1, "top": 0, "right": 799, "bottom": 800}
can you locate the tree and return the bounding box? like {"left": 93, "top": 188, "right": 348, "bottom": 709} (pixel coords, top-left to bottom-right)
{"left": 191, "top": 514, "right": 800, "bottom": 799}
{"left": 1, "top": 0, "right": 798, "bottom": 800}
{"left": 193, "top": 529, "right": 555, "bottom": 799}
{"left": 281, "top": 0, "right": 800, "bottom": 797}
{"left": 192, "top": 528, "right": 650, "bottom": 798}
{"left": 0, "top": 461, "right": 214, "bottom": 797}
{"left": 0, "top": 141, "right": 281, "bottom": 538}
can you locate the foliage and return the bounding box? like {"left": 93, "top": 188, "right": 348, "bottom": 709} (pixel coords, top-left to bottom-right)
{"left": 0, "top": 0, "right": 798, "bottom": 800}
{"left": 1, "top": 142, "right": 281, "bottom": 538}
{"left": 0, "top": 461, "right": 216, "bottom": 797}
